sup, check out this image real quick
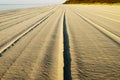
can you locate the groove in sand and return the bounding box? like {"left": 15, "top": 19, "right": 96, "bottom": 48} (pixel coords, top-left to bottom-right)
{"left": 75, "top": 12, "right": 120, "bottom": 45}
{"left": 63, "top": 13, "right": 72, "bottom": 80}
{"left": 0, "top": 12, "right": 53, "bottom": 56}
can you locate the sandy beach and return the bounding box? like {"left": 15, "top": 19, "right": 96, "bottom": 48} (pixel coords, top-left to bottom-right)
{"left": 0, "top": 5, "right": 120, "bottom": 80}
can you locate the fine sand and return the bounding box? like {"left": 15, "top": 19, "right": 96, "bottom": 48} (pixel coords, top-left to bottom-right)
{"left": 0, "top": 5, "right": 120, "bottom": 80}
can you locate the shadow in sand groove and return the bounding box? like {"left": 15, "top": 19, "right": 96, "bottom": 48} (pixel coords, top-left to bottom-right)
{"left": 63, "top": 13, "right": 72, "bottom": 80}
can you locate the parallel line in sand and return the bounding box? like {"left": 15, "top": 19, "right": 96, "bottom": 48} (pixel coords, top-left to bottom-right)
{"left": 0, "top": 9, "right": 34, "bottom": 18}
{"left": 0, "top": 15, "right": 36, "bottom": 31}
{"left": 75, "top": 12, "right": 120, "bottom": 45}
{"left": 0, "top": 7, "right": 55, "bottom": 24}
{"left": 0, "top": 12, "right": 34, "bottom": 23}
{"left": 0, "top": 12, "right": 54, "bottom": 56}
{"left": 0, "top": 11, "right": 53, "bottom": 79}
{"left": 0, "top": 10, "right": 36, "bottom": 23}
{"left": 0, "top": 11, "right": 52, "bottom": 47}
{"left": 29, "top": 11, "right": 64, "bottom": 80}
{"left": 75, "top": 8, "right": 120, "bottom": 23}
{"left": 0, "top": 7, "right": 56, "bottom": 31}
{"left": 63, "top": 13, "right": 72, "bottom": 80}
{"left": 0, "top": 10, "right": 19, "bottom": 16}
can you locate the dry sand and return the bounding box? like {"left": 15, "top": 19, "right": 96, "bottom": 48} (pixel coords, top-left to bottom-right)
{"left": 0, "top": 5, "right": 120, "bottom": 80}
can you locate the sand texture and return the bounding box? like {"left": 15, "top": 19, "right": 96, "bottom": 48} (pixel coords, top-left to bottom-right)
{"left": 0, "top": 5, "right": 120, "bottom": 80}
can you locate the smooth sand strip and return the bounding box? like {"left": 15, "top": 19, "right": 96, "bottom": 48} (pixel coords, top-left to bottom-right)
{"left": 75, "top": 12, "right": 120, "bottom": 45}
{"left": 0, "top": 12, "right": 53, "bottom": 55}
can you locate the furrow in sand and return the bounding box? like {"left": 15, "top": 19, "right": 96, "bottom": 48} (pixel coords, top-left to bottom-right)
{"left": 0, "top": 10, "right": 34, "bottom": 23}
{"left": 0, "top": 6, "right": 55, "bottom": 25}
{"left": 0, "top": 9, "right": 54, "bottom": 79}
{"left": 66, "top": 8, "right": 120, "bottom": 80}
{"left": 75, "top": 12, "right": 120, "bottom": 45}
{"left": 0, "top": 6, "right": 55, "bottom": 18}
{"left": 0, "top": 5, "right": 120, "bottom": 80}
{"left": 0, "top": 12, "right": 36, "bottom": 23}
{"left": 0, "top": 9, "right": 56, "bottom": 46}
{"left": 0, "top": 10, "right": 22, "bottom": 17}
{"left": 0, "top": 9, "right": 64, "bottom": 80}
{"left": 29, "top": 10, "right": 64, "bottom": 80}
{"left": 73, "top": 8, "right": 120, "bottom": 37}
{"left": 75, "top": 7, "right": 120, "bottom": 21}
{"left": 0, "top": 7, "right": 55, "bottom": 32}
{"left": 0, "top": 12, "right": 53, "bottom": 56}
{"left": 63, "top": 13, "right": 72, "bottom": 80}
{"left": 0, "top": 7, "right": 48, "bottom": 22}
{"left": 0, "top": 15, "right": 36, "bottom": 31}
{"left": 75, "top": 8, "right": 120, "bottom": 23}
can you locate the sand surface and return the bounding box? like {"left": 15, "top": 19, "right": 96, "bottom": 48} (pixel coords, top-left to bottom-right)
{"left": 0, "top": 5, "right": 120, "bottom": 80}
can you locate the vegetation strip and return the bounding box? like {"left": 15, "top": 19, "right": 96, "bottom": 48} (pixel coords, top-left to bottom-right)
{"left": 64, "top": 0, "right": 120, "bottom": 4}
{"left": 75, "top": 12, "right": 120, "bottom": 45}
{"left": 0, "top": 12, "right": 53, "bottom": 56}
{"left": 63, "top": 13, "right": 72, "bottom": 80}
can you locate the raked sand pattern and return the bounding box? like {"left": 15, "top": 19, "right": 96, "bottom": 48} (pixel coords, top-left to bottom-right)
{"left": 0, "top": 5, "right": 120, "bottom": 80}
